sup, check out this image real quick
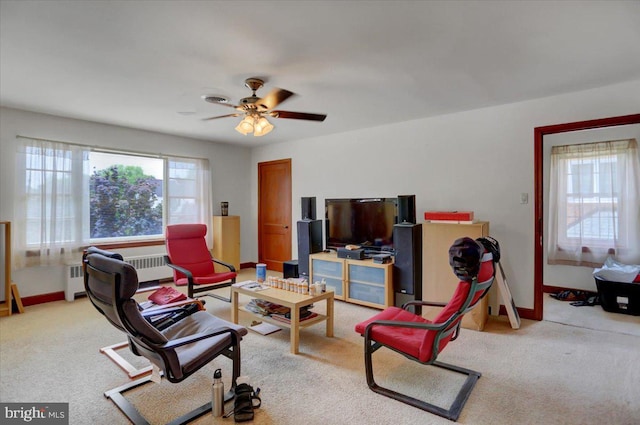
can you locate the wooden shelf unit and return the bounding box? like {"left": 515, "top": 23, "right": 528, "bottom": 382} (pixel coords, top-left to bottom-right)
{"left": 422, "top": 221, "right": 490, "bottom": 330}
{"left": 212, "top": 215, "right": 240, "bottom": 271}
{"left": 1, "top": 221, "right": 23, "bottom": 317}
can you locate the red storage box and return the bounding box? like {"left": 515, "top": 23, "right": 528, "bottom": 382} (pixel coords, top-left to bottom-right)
{"left": 424, "top": 211, "right": 474, "bottom": 221}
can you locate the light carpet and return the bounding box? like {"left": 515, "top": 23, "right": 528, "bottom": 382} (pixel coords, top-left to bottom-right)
{"left": 1, "top": 271, "right": 639, "bottom": 425}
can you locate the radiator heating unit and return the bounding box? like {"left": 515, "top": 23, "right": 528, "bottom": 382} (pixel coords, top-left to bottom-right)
{"left": 65, "top": 254, "right": 172, "bottom": 301}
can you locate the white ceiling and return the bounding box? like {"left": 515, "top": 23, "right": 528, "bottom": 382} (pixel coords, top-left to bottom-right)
{"left": 1, "top": 1, "right": 639, "bottom": 147}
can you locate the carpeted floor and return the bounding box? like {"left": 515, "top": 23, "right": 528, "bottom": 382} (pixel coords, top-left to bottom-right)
{"left": 1, "top": 269, "right": 639, "bottom": 425}
{"left": 544, "top": 294, "right": 640, "bottom": 337}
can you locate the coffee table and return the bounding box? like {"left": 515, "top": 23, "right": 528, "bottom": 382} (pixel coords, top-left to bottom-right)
{"left": 231, "top": 283, "right": 334, "bottom": 354}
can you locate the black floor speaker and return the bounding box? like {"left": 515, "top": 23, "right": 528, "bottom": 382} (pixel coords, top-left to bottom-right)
{"left": 397, "top": 194, "right": 416, "bottom": 224}
{"left": 301, "top": 197, "right": 317, "bottom": 220}
{"left": 393, "top": 223, "right": 422, "bottom": 311}
{"left": 297, "top": 219, "right": 323, "bottom": 278}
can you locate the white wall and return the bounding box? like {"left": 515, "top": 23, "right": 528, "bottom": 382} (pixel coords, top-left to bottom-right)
{"left": 251, "top": 79, "right": 640, "bottom": 311}
{"left": 2, "top": 80, "right": 639, "bottom": 305}
{"left": 0, "top": 107, "right": 252, "bottom": 297}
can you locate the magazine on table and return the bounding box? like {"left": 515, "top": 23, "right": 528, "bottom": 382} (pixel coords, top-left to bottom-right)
{"left": 249, "top": 321, "right": 282, "bottom": 335}
{"left": 270, "top": 311, "right": 318, "bottom": 324}
{"left": 232, "top": 280, "right": 269, "bottom": 291}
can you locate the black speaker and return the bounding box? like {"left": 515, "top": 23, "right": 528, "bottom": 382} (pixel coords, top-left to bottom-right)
{"left": 301, "top": 197, "right": 316, "bottom": 220}
{"left": 297, "top": 219, "right": 323, "bottom": 278}
{"left": 397, "top": 195, "right": 416, "bottom": 224}
{"left": 393, "top": 223, "right": 422, "bottom": 311}
{"left": 283, "top": 260, "right": 299, "bottom": 279}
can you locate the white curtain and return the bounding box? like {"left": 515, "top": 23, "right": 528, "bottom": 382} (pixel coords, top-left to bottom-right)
{"left": 14, "top": 138, "right": 90, "bottom": 268}
{"left": 548, "top": 139, "right": 640, "bottom": 267}
{"left": 167, "top": 157, "right": 212, "bottom": 245}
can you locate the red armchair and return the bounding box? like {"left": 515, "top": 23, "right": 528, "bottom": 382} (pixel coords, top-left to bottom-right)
{"left": 355, "top": 237, "right": 498, "bottom": 421}
{"left": 165, "top": 224, "right": 237, "bottom": 301}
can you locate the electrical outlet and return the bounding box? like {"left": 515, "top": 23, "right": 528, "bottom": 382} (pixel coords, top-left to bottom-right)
{"left": 520, "top": 193, "right": 529, "bottom": 204}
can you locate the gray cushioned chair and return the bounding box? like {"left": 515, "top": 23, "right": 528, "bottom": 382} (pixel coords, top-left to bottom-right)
{"left": 83, "top": 247, "right": 247, "bottom": 425}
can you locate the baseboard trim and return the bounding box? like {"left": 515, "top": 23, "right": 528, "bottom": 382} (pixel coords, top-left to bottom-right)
{"left": 21, "top": 291, "right": 66, "bottom": 307}
{"left": 499, "top": 305, "right": 536, "bottom": 321}
{"left": 542, "top": 284, "right": 596, "bottom": 294}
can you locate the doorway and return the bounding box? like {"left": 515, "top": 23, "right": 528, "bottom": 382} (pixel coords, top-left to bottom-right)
{"left": 258, "top": 158, "right": 292, "bottom": 272}
{"left": 533, "top": 113, "right": 640, "bottom": 321}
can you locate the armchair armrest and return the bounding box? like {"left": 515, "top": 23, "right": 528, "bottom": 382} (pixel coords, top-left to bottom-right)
{"left": 212, "top": 257, "right": 236, "bottom": 273}
{"left": 165, "top": 255, "right": 195, "bottom": 284}
{"left": 401, "top": 300, "right": 448, "bottom": 314}
{"left": 402, "top": 300, "right": 447, "bottom": 310}
{"left": 364, "top": 319, "right": 447, "bottom": 337}
{"left": 161, "top": 326, "right": 243, "bottom": 350}
{"left": 141, "top": 307, "right": 184, "bottom": 318}
{"left": 363, "top": 318, "right": 461, "bottom": 355}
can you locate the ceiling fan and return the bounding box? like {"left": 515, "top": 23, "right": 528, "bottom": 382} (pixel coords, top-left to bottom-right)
{"left": 202, "top": 78, "right": 327, "bottom": 136}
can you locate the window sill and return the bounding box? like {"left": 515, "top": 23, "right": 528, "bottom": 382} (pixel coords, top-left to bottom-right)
{"left": 91, "top": 239, "right": 165, "bottom": 250}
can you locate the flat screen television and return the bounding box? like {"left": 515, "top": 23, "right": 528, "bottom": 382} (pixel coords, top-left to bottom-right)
{"left": 325, "top": 198, "right": 397, "bottom": 251}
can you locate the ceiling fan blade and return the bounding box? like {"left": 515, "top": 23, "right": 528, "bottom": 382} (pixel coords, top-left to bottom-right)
{"left": 271, "top": 110, "right": 327, "bottom": 122}
{"left": 257, "top": 88, "right": 295, "bottom": 111}
{"left": 202, "top": 113, "right": 240, "bottom": 121}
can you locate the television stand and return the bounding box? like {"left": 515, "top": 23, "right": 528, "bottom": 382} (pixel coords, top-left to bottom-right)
{"left": 309, "top": 252, "right": 393, "bottom": 309}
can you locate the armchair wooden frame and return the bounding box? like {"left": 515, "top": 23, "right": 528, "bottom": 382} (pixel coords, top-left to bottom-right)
{"left": 361, "top": 272, "right": 494, "bottom": 421}
{"left": 164, "top": 224, "right": 237, "bottom": 302}
{"left": 164, "top": 255, "right": 236, "bottom": 302}
{"left": 84, "top": 247, "right": 246, "bottom": 425}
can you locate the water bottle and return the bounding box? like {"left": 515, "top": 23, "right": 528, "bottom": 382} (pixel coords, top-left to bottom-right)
{"left": 212, "top": 368, "right": 224, "bottom": 417}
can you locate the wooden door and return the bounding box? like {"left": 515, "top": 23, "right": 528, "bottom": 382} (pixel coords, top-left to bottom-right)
{"left": 258, "top": 159, "right": 292, "bottom": 272}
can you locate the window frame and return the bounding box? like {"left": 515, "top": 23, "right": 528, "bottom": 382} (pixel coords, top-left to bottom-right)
{"left": 88, "top": 150, "right": 166, "bottom": 244}
{"left": 16, "top": 137, "right": 211, "bottom": 259}
{"left": 547, "top": 138, "right": 639, "bottom": 267}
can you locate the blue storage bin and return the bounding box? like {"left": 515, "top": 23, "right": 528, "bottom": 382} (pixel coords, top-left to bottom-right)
{"left": 323, "top": 277, "right": 343, "bottom": 296}
{"left": 312, "top": 259, "right": 342, "bottom": 277}
{"left": 349, "top": 282, "right": 384, "bottom": 305}
{"left": 349, "top": 264, "right": 385, "bottom": 285}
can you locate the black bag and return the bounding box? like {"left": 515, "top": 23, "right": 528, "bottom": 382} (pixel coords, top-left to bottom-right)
{"left": 233, "top": 383, "right": 261, "bottom": 422}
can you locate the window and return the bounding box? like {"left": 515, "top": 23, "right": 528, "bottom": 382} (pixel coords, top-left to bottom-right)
{"left": 14, "top": 137, "right": 210, "bottom": 267}
{"left": 89, "top": 152, "right": 164, "bottom": 241}
{"left": 548, "top": 139, "right": 640, "bottom": 267}
{"left": 167, "top": 158, "right": 211, "bottom": 225}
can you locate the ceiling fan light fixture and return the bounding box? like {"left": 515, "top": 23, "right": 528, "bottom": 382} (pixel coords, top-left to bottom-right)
{"left": 253, "top": 116, "right": 274, "bottom": 137}
{"left": 204, "top": 77, "right": 325, "bottom": 137}
{"left": 235, "top": 116, "right": 255, "bottom": 135}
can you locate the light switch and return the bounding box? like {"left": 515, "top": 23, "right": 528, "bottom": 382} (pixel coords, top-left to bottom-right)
{"left": 520, "top": 193, "right": 529, "bottom": 204}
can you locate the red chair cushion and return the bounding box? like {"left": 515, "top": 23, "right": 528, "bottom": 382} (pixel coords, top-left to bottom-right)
{"left": 355, "top": 307, "right": 432, "bottom": 360}
{"left": 421, "top": 253, "right": 494, "bottom": 359}
{"left": 166, "top": 224, "right": 216, "bottom": 281}
{"left": 356, "top": 251, "right": 496, "bottom": 363}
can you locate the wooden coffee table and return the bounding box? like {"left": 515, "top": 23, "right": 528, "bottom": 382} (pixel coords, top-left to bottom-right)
{"left": 231, "top": 284, "right": 334, "bottom": 354}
